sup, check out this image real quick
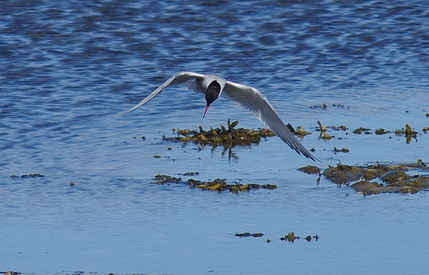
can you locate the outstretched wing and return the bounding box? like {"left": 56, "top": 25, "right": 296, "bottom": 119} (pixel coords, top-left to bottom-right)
{"left": 223, "top": 81, "right": 318, "bottom": 161}
{"left": 123, "top": 71, "right": 205, "bottom": 114}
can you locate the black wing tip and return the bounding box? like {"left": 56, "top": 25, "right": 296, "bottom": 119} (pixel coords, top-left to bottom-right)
{"left": 303, "top": 151, "right": 321, "bottom": 162}
{"left": 293, "top": 148, "right": 321, "bottom": 162}
{"left": 308, "top": 154, "right": 321, "bottom": 162}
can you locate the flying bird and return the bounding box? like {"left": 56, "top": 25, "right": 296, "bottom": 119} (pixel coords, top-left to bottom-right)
{"left": 125, "top": 71, "right": 318, "bottom": 161}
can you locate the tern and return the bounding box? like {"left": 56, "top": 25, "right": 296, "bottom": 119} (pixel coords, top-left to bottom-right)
{"left": 125, "top": 71, "right": 318, "bottom": 161}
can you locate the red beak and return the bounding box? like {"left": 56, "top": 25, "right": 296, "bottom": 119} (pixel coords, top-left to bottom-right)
{"left": 203, "top": 105, "right": 210, "bottom": 118}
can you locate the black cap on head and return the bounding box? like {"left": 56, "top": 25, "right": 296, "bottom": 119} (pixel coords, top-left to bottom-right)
{"left": 205, "top": 81, "right": 221, "bottom": 106}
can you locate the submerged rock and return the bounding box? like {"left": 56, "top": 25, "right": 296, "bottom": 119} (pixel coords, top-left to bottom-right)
{"left": 298, "top": 165, "right": 321, "bottom": 175}
{"left": 323, "top": 164, "right": 362, "bottom": 184}
{"left": 351, "top": 179, "right": 424, "bottom": 195}
{"left": 381, "top": 171, "right": 411, "bottom": 183}
{"left": 323, "top": 161, "right": 429, "bottom": 195}
{"left": 351, "top": 181, "right": 383, "bottom": 195}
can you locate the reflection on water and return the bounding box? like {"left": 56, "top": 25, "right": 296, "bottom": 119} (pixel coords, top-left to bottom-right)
{"left": 1, "top": 0, "right": 429, "bottom": 274}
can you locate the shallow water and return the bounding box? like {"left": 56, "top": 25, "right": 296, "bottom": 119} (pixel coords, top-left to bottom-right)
{"left": 1, "top": 0, "right": 429, "bottom": 274}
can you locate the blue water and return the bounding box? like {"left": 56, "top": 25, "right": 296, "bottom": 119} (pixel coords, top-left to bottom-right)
{"left": 1, "top": 0, "right": 429, "bottom": 274}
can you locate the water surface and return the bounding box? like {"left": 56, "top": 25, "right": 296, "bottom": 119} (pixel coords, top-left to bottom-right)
{"left": 1, "top": 0, "right": 429, "bottom": 274}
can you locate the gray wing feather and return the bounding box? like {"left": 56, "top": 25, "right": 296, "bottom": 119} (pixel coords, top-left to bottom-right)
{"left": 123, "top": 72, "right": 204, "bottom": 114}
{"left": 223, "top": 81, "right": 318, "bottom": 161}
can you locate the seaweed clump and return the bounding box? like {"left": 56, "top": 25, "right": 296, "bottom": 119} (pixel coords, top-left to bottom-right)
{"left": 234, "top": 232, "right": 319, "bottom": 243}
{"left": 394, "top": 124, "right": 418, "bottom": 144}
{"left": 1, "top": 272, "right": 21, "bottom": 275}
{"left": 235, "top": 232, "right": 264, "bottom": 238}
{"left": 280, "top": 232, "right": 319, "bottom": 243}
{"left": 164, "top": 119, "right": 276, "bottom": 148}
{"left": 10, "top": 174, "right": 45, "bottom": 178}
{"left": 152, "top": 174, "right": 277, "bottom": 193}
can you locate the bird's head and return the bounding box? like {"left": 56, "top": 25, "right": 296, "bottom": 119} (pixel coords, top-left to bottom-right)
{"left": 203, "top": 80, "right": 222, "bottom": 118}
